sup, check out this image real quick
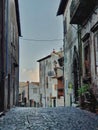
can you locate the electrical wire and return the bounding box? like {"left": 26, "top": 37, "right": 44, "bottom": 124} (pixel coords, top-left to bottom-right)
{"left": 20, "top": 37, "right": 63, "bottom": 42}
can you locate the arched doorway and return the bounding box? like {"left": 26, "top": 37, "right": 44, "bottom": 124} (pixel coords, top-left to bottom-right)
{"left": 73, "top": 46, "right": 79, "bottom": 102}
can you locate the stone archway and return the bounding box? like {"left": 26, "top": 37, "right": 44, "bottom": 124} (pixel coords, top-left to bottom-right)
{"left": 73, "top": 46, "right": 79, "bottom": 102}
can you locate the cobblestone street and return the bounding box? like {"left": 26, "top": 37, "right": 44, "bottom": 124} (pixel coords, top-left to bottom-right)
{"left": 0, "top": 107, "right": 98, "bottom": 130}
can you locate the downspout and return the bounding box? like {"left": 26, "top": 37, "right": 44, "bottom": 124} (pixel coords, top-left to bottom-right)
{"left": 27, "top": 81, "right": 29, "bottom": 102}
{"left": 63, "top": 14, "right": 66, "bottom": 106}
{"left": 44, "top": 60, "right": 46, "bottom": 107}
{"left": 5, "top": 0, "right": 9, "bottom": 76}
{"left": 63, "top": 40, "right": 65, "bottom": 106}
{"left": 17, "top": 38, "right": 19, "bottom": 106}
{"left": 78, "top": 25, "right": 82, "bottom": 88}
{"left": 1, "top": 0, "right": 5, "bottom": 111}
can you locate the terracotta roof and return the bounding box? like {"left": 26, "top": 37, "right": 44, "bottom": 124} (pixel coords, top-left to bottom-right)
{"left": 19, "top": 82, "right": 28, "bottom": 87}
{"left": 31, "top": 82, "right": 39, "bottom": 86}
{"left": 19, "top": 82, "right": 39, "bottom": 87}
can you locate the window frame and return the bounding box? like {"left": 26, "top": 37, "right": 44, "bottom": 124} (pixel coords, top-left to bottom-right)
{"left": 83, "top": 38, "right": 91, "bottom": 76}
{"left": 94, "top": 31, "right": 98, "bottom": 75}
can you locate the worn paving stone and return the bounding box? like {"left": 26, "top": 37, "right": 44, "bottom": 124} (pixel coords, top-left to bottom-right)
{"left": 0, "top": 107, "right": 98, "bottom": 130}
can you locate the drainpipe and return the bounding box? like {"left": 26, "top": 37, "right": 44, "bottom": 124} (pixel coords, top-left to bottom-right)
{"left": 63, "top": 41, "right": 66, "bottom": 106}
{"left": 0, "top": 0, "right": 5, "bottom": 111}
{"left": 44, "top": 61, "right": 46, "bottom": 107}
{"left": 5, "top": 0, "right": 9, "bottom": 76}
{"left": 78, "top": 25, "right": 82, "bottom": 88}
{"left": 63, "top": 66, "right": 65, "bottom": 106}
{"left": 27, "top": 81, "right": 29, "bottom": 102}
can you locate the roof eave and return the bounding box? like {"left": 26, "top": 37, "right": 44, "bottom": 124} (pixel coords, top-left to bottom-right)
{"left": 57, "top": 0, "right": 68, "bottom": 16}
{"left": 15, "top": 0, "right": 21, "bottom": 36}
{"left": 37, "top": 55, "right": 51, "bottom": 62}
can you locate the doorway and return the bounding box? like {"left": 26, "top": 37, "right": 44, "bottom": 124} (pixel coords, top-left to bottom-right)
{"left": 73, "top": 46, "right": 79, "bottom": 102}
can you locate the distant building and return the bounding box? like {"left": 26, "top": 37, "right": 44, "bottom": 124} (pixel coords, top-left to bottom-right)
{"left": 19, "top": 81, "right": 40, "bottom": 107}
{"left": 51, "top": 50, "right": 65, "bottom": 106}
{"left": 0, "top": 0, "right": 21, "bottom": 112}
{"left": 19, "top": 82, "right": 29, "bottom": 106}
{"left": 29, "top": 82, "right": 40, "bottom": 107}
{"left": 37, "top": 50, "right": 64, "bottom": 107}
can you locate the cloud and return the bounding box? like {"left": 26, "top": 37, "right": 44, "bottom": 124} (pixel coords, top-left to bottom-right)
{"left": 19, "top": 67, "right": 39, "bottom": 82}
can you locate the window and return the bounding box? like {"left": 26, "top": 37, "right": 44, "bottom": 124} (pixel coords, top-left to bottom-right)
{"left": 19, "top": 94, "right": 22, "bottom": 102}
{"left": 40, "top": 94, "right": 42, "bottom": 101}
{"left": 70, "top": 48, "right": 72, "bottom": 62}
{"left": 11, "top": 23, "right": 13, "bottom": 43}
{"left": 47, "top": 97, "right": 49, "bottom": 101}
{"left": 63, "top": 17, "right": 67, "bottom": 36}
{"left": 84, "top": 40, "right": 91, "bottom": 76}
{"left": 46, "top": 77, "right": 48, "bottom": 88}
{"left": 50, "top": 93, "right": 52, "bottom": 98}
{"left": 46, "top": 60, "right": 48, "bottom": 66}
{"left": 94, "top": 31, "right": 98, "bottom": 75}
{"left": 33, "top": 88, "right": 37, "bottom": 93}
{"left": 54, "top": 84, "right": 57, "bottom": 90}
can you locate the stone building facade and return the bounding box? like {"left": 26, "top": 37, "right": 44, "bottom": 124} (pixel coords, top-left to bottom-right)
{"left": 57, "top": 0, "right": 79, "bottom": 106}
{"left": 29, "top": 82, "right": 40, "bottom": 107}
{"left": 37, "top": 55, "right": 58, "bottom": 107}
{"left": 0, "top": 0, "right": 21, "bottom": 112}
{"left": 57, "top": 0, "right": 98, "bottom": 107}
{"left": 37, "top": 50, "right": 65, "bottom": 107}
{"left": 19, "top": 82, "right": 29, "bottom": 106}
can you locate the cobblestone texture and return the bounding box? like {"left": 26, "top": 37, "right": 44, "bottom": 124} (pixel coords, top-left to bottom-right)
{"left": 0, "top": 107, "right": 98, "bottom": 130}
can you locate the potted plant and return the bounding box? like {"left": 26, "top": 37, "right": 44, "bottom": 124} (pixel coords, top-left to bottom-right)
{"left": 78, "top": 84, "right": 89, "bottom": 109}
{"left": 78, "top": 84, "right": 89, "bottom": 96}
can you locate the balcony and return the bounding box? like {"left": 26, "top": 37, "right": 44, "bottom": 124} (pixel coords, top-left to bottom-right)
{"left": 54, "top": 67, "right": 63, "bottom": 78}
{"left": 70, "top": 0, "right": 96, "bottom": 24}
{"left": 58, "top": 57, "right": 64, "bottom": 67}
{"left": 48, "top": 71, "right": 55, "bottom": 78}
{"left": 58, "top": 87, "right": 64, "bottom": 90}
{"left": 58, "top": 89, "right": 64, "bottom": 98}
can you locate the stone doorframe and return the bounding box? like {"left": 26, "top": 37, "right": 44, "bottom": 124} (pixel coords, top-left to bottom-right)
{"left": 73, "top": 46, "right": 79, "bottom": 102}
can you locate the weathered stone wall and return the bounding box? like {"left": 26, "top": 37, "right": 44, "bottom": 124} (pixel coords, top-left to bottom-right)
{"left": 81, "top": 6, "right": 98, "bottom": 100}
{"left": 63, "top": 0, "right": 79, "bottom": 106}
{"left": 0, "top": 0, "right": 4, "bottom": 112}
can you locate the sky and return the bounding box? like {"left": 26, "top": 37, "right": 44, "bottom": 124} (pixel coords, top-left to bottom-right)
{"left": 19, "top": 0, "right": 63, "bottom": 82}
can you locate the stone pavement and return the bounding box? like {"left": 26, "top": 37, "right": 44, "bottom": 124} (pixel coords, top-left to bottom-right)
{"left": 0, "top": 107, "right": 98, "bottom": 130}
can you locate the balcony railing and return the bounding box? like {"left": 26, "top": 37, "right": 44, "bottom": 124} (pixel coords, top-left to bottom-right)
{"left": 58, "top": 57, "right": 64, "bottom": 67}
{"left": 48, "top": 71, "right": 55, "bottom": 78}
{"left": 58, "top": 90, "right": 64, "bottom": 98}
{"left": 70, "top": 0, "right": 96, "bottom": 24}
{"left": 54, "top": 67, "right": 63, "bottom": 78}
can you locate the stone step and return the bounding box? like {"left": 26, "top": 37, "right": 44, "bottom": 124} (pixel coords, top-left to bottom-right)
{"left": 0, "top": 112, "right": 5, "bottom": 117}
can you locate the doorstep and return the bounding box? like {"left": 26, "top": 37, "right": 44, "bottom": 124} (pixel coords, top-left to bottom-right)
{"left": 0, "top": 111, "right": 5, "bottom": 117}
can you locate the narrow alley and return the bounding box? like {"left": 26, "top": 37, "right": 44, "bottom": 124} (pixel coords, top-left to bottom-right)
{"left": 0, "top": 107, "right": 98, "bottom": 130}
{"left": 0, "top": 0, "right": 98, "bottom": 130}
